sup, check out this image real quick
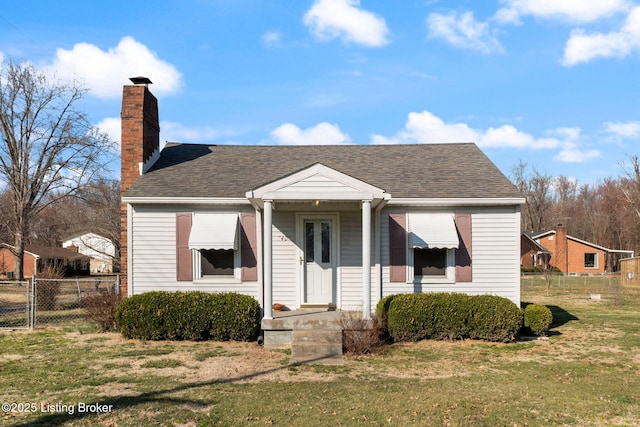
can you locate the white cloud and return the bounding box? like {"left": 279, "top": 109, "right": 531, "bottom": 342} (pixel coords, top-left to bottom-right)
{"left": 161, "top": 121, "right": 234, "bottom": 144}
{"left": 303, "top": 0, "right": 389, "bottom": 47}
{"left": 262, "top": 31, "right": 282, "bottom": 48}
{"left": 270, "top": 122, "right": 352, "bottom": 145}
{"left": 495, "top": 0, "right": 631, "bottom": 24}
{"left": 95, "top": 117, "right": 121, "bottom": 145}
{"left": 387, "top": 111, "right": 478, "bottom": 144}
{"left": 554, "top": 148, "right": 601, "bottom": 162}
{"left": 562, "top": 6, "right": 640, "bottom": 66}
{"left": 604, "top": 120, "right": 640, "bottom": 139}
{"left": 95, "top": 117, "right": 233, "bottom": 149}
{"left": 370, "top": 110, "right": 601, "bottom": 162}
{"left": 45, "top": 36, "right": 183, "bottom": 98}
{"left": 427, "top": 11, "right": 504, "bottom": 54}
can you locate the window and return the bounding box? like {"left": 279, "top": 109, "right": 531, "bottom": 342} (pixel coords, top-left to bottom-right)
{"left": 194, "top": 245, "right": 239, "bottom": 279}
{"left": 584, "top": 253, "right": 597, "bottom": 268}
{"left": 408, "top": 213, "right": 459, "bottom": 283}
{"left": 412, "top": 247, "right": 455, "bottom": 281}
{"left": 200, "top": 249, "right": 235, "bottom": 276}
{"left": 189, "top": 213, "right": 239, "bottom": 280}
{"left": 414, "top": 248, "right": 447, "bottom": 277}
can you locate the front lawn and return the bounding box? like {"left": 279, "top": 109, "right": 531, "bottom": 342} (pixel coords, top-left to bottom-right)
{"left": 1, "top": 284, "right": 639, "bottom": 426}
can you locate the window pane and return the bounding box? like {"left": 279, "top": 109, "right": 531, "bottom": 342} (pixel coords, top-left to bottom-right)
{"left": 321, "top": 222, "right": 331, "bottom": 263}
{"left": 415, "top": 248, "right": 446, "bottom": 276}
{"left": 305, "top": 222, "right": 314, "bottom": 262}
{"left": 201, "top": 249, "right": 234, "bottom": 276}
{"left": 584, "top": 253, "right": 596, "bottom": 268}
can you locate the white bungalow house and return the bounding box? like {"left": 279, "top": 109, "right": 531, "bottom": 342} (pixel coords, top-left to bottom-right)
{"left": 120, "top": 80, "right": 525, "bottom": 335}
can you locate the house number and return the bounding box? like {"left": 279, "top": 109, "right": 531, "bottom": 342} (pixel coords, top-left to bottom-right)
{"left": 280, "top": 236, "right": 289, "bottom": 242}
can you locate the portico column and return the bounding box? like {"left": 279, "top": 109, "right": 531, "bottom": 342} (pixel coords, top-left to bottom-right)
{"left": 263, "top": 200, "right": 273, "bottom": 320}
{"left": 362, "top": 199, "right": 372, "bottom": 319}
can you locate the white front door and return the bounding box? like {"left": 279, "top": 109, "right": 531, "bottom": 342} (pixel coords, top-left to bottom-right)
{"left": 303, "top": 219, "right": 335, "bottom": 304}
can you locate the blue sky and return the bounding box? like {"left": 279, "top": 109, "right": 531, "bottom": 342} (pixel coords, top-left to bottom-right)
{"left": 1, "top": 0, "right": 639, "bottom": 184}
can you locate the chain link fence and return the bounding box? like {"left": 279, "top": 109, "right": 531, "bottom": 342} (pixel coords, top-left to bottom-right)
{"left": 521, "top": 273, "right": 640, "bottom": 305}
{"left": 0, "top": 276, "right": 119, "bottom": 329}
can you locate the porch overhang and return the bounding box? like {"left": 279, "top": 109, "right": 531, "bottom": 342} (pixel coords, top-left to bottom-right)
{"left": 250, "top": 163, "right": 387, "bottom": 321}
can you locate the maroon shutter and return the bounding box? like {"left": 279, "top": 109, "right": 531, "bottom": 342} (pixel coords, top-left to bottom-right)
{"left": 389, "top": 213, "right": 406, "bottom": 282}
{"left": 240, "top": 212, "right": 258, "bottom": 281}
{"left": 176, "top": 213, "right": 193, "bottom": 281}
{"left": 455, "top": 213, "right": 472, "bottom": 282}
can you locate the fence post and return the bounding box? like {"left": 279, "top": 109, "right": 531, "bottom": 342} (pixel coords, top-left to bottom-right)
{"left": 31, "top": 277, "right": 36, "bottom": 329}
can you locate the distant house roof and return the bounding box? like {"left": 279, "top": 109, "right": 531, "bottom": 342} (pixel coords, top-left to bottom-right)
{"left": 531, "top": 230, "right": 634, "bottom": 254}
{"left": 23, "top": 245, "right": 88, "bottom": 261}
{"left": 62, "top": 231, "right": 108, "bottom": 242}
{"left": 124, "top": 143, "right": 523, "bottom": 200}
{"left": 1, "top": 243, "right": 90, "bottom": 261}
{"left": 521, "top": 234, "right": 551, "bottom": 254}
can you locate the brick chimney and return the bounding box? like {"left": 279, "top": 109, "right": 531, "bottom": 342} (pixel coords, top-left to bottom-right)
{"left": 554, "top": 224, "right": 568, "bottom": 273}
{"left": 120, "top": 77, "right": 160, "bottom": 296}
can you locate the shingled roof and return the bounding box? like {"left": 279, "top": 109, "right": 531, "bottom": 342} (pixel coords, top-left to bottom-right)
{"left": 124, "top": 143, "right": 522, "bottom": 200}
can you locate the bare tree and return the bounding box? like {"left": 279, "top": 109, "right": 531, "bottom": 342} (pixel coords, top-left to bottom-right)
{"left": 511, "top": 161, "right": 554, "bottom": 233}
{"left": 77, "top": 179, "right": 121, "bottom": 268}
{"left": 620, "top": 155, "right": 640, "bottom": 219}
{"left": 0, "top": 60, "right": 113, "bottom": 279}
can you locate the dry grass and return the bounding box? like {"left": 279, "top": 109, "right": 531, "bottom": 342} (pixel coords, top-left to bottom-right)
{"left": 0, "top": 284, "right": 639, "bottom": 426}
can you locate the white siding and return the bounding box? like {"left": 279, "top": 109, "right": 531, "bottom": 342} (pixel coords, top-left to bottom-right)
{"left": 129, "top": 205, "right": 258, "bottom": 299}
{"left": 271, "top": 212, "right": 298, "bottom": 308}
{"left": 380, "top": 207, "right": 520, "bottom": 305}
{"left": 278, "top": 174, "right": 362, "bottom": 193}
{"left": 130, "top": 203, "right": 521, "bottom": 310}
{"left": 340, "top": 211, "right": 363, "bottom": 310}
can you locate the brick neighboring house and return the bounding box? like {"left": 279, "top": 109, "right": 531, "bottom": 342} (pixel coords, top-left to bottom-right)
{"left": 521, "top": 225, "right": 634, "bottom": 274}
{"left": 0, "top": 244, "right": 90, "bottom": 278}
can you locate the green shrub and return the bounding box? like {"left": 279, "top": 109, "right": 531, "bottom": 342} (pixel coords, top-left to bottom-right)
{"left": 207, "top": 292, "right": 261, "bottom": 341}
{"left": 375, "top": 294, "right": 397, "bottom": 330}
{"left": 387, "top": 293, "right": 522, "bottom": 343}
{"left": 115, "top": 291, "right": 261, "bottom": 341}
{"left": 387, "top": 293, "right": 471, "bottom": 341}
{"left": 520, "top": 266, "right": 561, "bottom": 273}
{"left": 467, "top": 295, "right": 523, "bottom": 342}
{"left": 524, "top": 304, "right": 553, "bottom": 336}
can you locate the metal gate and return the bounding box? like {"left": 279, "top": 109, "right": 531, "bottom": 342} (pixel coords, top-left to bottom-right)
{"left": 0, "top": 280, "right": 33, "bottom": 329}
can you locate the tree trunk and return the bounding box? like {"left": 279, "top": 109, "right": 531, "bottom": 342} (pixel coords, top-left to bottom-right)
{"left": 13, "top": 227, "right": 25, "bottom": 280}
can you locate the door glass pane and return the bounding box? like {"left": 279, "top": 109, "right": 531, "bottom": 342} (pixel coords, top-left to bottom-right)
{"left": 321, "top": 222, "right": 330, "bottom": 263}
{"left": 305, "top": 222, "right": 314, "bottom": 262}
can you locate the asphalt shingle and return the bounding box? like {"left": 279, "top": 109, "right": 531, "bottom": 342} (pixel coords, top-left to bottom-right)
{"left": 124, "top": 143, "right": 522, "bottom": 199}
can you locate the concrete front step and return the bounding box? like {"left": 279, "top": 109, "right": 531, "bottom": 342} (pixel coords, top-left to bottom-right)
{"left": 262, "top": 310, "right": 343, "bottom": 331}
{"left": 290, "top": 329, "right": 344, "bottom": 365}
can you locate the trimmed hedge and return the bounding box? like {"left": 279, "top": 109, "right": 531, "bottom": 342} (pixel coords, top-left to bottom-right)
{"left": 466, "top": 295, "right": 523, "bottom": 342}
{"left": 115, "top": 291, "right": 261, "bottom": 341}
{"left": 524, "top": 303, "right": 553, "bottom": 336}
{"left": 375, "top": 294, "right": 397, "bottom": 330}
{"left": 387, "top": 293, "right": 523, "bottom": 343}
